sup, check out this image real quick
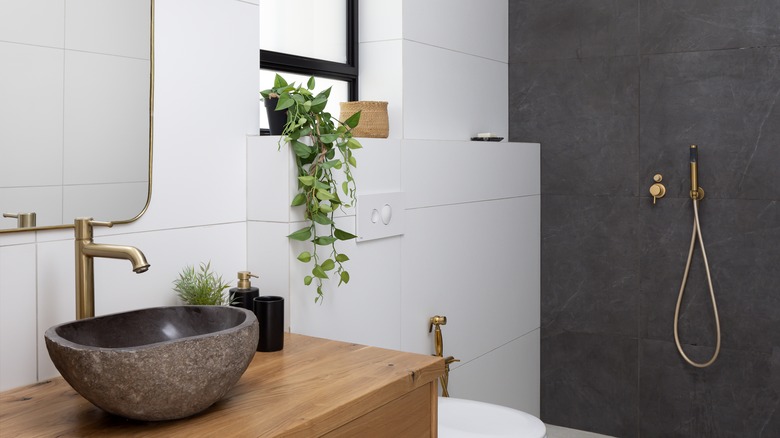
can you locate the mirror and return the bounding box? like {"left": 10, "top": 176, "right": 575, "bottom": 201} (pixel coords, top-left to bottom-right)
{"left": 0, "top": 0, "right": 153, "bottom": 233}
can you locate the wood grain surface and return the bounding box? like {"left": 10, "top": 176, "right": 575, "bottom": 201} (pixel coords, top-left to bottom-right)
{"left": 0, "top": 333, "right": 444, "bottom": 437}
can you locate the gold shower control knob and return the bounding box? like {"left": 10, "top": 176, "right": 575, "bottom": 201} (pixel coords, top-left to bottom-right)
{"left": 649, "top": 174, "right": 666, "bottom": 204}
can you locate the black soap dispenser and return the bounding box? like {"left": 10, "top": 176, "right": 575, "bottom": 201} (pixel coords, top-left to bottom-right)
{"left": 229, "top": 271, "right": 259, "bottom": 312}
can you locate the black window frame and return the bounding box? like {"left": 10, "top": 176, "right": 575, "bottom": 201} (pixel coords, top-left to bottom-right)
{"left": 259, "top": 0, "right": 359, "bottom": 101}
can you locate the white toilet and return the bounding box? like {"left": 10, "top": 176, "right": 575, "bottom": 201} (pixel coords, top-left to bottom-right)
{"left": 438, "top": 397, "right": 547, "bottom": 438}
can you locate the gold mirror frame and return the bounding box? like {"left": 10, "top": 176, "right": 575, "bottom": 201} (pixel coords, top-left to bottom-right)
{"left": 1, "top": 0, "right": 155, "bottom": 234}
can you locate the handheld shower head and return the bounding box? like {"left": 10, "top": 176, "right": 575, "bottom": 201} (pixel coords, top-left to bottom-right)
{"left": 689, "top": 144, "right": 703, "bottom": 200}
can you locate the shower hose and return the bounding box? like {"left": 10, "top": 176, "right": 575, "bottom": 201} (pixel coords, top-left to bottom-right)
{"left": 673, "top": 198, "right": 721, "bottom": 368}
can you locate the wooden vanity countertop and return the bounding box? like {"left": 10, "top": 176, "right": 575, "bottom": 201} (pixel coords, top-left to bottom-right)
{"left": 0, "top": 333, "right": 444, "bottom": 437}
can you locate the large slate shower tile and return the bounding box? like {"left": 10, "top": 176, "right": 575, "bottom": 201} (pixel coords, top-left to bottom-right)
{"left": 542, "top": 195, "right": 639, "bottom": 337}
{"left": 639, "top": 47, "right": 780, "bottom": 201}
{"left": 640, "top": 197, "right": 780, "bottom": 354}
{"left": 510, "top": 56, "right": 639, "bottom": 196}
{"left": 541, "top": 330, "right": 638, "bottom": 438}
{"left": 639, "top": 339, "right": 780, "bottom": 438}
{"left": 640, "top": 0, "right": 780, "bottom": 55}
{"left": 509, "top": 0, "right": 638, "bottom": 63}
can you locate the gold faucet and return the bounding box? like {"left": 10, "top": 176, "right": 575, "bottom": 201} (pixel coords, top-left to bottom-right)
{"left": 74, "top": 218, "right": 150, "bottom": 320}
{"left": 429, "top": 315, "right": 460, "bottom": 397}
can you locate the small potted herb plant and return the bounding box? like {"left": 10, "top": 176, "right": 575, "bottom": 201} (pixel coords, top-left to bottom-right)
{"left": 173, "top": 262, "right": 231, "bottom": 305}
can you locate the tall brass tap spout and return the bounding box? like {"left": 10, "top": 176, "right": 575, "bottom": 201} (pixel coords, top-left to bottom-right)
{"left": 74, "top": 218, "right": 150, "bottom": 320}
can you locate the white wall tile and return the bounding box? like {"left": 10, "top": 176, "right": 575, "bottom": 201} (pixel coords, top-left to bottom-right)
{"left": 65, "top": 0, "right": 151, "bottom": 59}
{"left": 63, "top": 51, "right": 149, "bottom": 185}
{"left": 400, "top": 196, "right": 540, "bottom": 361}
{"left": 290, "top": 217, "right": 402, "bottom": 350}
{"left": 247, "top": 136, "right": 297, "bottom": 223}
{"left": 351, "top": 138, "right": 402, "bottom": 193}
{"left": 0, "top": 243, "right": 38, "bottom": 391}
{"left": 132, "top": 0, "right": 257, "bottom": 231}
{"left": 247, "top": 221, "right": 291, "bottom": 329}
{"left": 0, "top": 43, "right": 63, "bottom": 188}
{"left": 35, "top": 238, "right": 74, "bottom": 380}
{"left": 0, "top": 0, "right": 64, "bottom": 47}
{"left": 403, "top": 140, "right": 539, "bottom": 209}
{"left": 403, "top": 0, "right": 508, "bottom": 62}
{"left": 403, "top": 41, "right": 507, "bottom": 142}
{"left": 358, "top": 40, "right": 403, "bottom": 139}
{"left": 0, "top": 187, "right": 63, "bottom": 230}
{"left": 0, "top": 230, "right": 35, "bottom": 246}
{"left": 448, "top": 329, "right": 540, "bottom": 416}
{"left": 359, "top": 0, "right": 402, "bottom": 42}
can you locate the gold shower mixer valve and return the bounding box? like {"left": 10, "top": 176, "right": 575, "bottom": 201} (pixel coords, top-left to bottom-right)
{"left": 649, "top": 174, "right": 666, "bottom": 204}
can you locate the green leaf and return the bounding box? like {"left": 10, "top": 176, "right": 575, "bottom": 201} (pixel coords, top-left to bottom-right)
{"left": 321, "top": 160, "right": 341, "bottom": 170}
{"left": 321, "top": 259, "right": 335, "bottom": 271}
{"left": 303, "top": 100, "right": 312, "bottom": 112}
{"left": 273, "top": 74, "right": 288, "bottom": 88}
{"left": 311, "top": 95, "right": 327, "bottom": 107}
{"left": 335, "top": 253, "right": 349, "bottom": 262}
{"left": 319, "top": 133, "right": 339, "bottom": 144}
{"left": 344, "top": 110, "right": 361, "bottom": 129}
{"left": 317, "top": 87, "right": 332, "bottom": 100}
{"left": 291, "top": 193, "right": 306, "bottom": 207}
{"left": 348, "top": 155, "right": 357, "bottom": 167}
{"left": 340, "top": 271, "right": 350, "bottom": 284}
{"left": 291, "top": 140, "right": 310, "bottom": 160}
{"left": 276, "top": 95, "right": 295, "bottom": 110}
{"left": 315, "top": 236, "right": 337, "bottom": 246}
{"left": 287, "top": 227, "right": 312, "bottom": 241}
{"left": 319, "top": 203, "right": 333, "bottom": 213}
{"left": 292, "top": 94, "right": 305, "bottom": 104}
{"left": 304, "top": 275, "right": 313, "bottom": 286}
{"left": 342, "top": 181, "right": 349, "bottom": 195}
{"left": 297, "top": 251, "right": 312, "bottom": 262}
{"left": 316, "top": 189, "right": 335, "bottom": 201}
{"left": 307, "top": 76, "right": 315, "bottom": 90}
{"left": 312, "top": 265, "right": 329, "bottom": 279}
{"left": 298, "top": 175, "right": 315, "bottom": 186}
{"left": 347, "top": 138, "right": 363, "bottom": 149}
{"left": 312, "top": 213, "right": 333, "bottom": 225}
{"left": 334, "top": 228, "right": 357, "bottom": 241}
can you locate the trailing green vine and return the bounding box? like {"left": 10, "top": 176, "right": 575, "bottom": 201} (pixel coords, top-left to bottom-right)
{"left": 261, "top": 74, "right": 362, "bottom": 303}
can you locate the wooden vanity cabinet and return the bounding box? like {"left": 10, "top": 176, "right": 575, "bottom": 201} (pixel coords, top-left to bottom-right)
{"left": 0, "top": 333, "right": 444, "bottom": 437}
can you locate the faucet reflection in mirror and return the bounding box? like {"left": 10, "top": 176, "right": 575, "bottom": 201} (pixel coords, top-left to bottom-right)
{"left": 74, "top": 217, "right": 150, "bottom": 319}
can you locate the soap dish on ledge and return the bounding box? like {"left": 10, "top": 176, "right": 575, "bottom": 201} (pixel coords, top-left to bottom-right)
{"left": 470, "top": 136, "right": 504, "bottom": 142}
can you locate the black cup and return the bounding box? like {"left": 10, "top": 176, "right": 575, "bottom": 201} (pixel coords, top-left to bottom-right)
{"left": 253, "top": 296, "right": 284, "bottom": 352}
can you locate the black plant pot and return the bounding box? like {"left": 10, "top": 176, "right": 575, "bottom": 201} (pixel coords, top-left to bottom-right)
{"left": 264, "top": 97, "right": 287, "bottom": 135}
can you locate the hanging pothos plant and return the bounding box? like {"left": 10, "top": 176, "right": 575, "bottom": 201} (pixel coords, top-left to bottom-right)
{"left": 261, "top": 74, "right": 362, "bottom": 303}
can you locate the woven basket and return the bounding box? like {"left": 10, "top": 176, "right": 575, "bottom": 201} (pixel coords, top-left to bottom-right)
{"left": 339, "top": 101, "right": 389, "bottom": 138}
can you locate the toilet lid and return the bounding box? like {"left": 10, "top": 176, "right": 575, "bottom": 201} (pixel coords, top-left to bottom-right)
{"left": 438, "top": 397, "right": 547, "bottom": 438}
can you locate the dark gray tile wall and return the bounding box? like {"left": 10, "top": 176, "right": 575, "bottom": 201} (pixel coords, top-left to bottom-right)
{"left": 510, "top": 1, "right": 780, "bottom": 437}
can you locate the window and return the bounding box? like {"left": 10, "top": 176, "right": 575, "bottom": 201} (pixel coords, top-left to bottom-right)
{"left": 259, "top": 0, "right": 358, "bottom": 133}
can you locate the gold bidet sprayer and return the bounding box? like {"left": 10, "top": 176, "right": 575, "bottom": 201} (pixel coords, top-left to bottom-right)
{"left": 429, "top": 315, "right": 459, "bottom": 397}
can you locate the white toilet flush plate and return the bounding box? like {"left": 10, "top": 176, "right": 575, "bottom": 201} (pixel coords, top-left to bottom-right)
{"left": 356, "top": 192, "right": 405, "bottom": 242}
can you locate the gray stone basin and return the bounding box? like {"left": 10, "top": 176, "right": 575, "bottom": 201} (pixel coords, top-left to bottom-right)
{"left": 44, "top": 306, "right": 259, "bottom": 421}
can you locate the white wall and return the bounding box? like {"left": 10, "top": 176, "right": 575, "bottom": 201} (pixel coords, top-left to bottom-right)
{"left": 249, "top": 0, "right": 541, "bottom": 416}
{"left": 248, "top": 136, "right": 540, "bottom": 415}
{"left": 1, "top": 0, "right": 540, "bottom": 418}
{"left": 0, "top": 0, "right": 259, "bottom": 391}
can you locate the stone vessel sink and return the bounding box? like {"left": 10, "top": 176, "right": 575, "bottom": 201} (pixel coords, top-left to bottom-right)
{"left": 44, "top": 306, "right": 259, "bottom": 421}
